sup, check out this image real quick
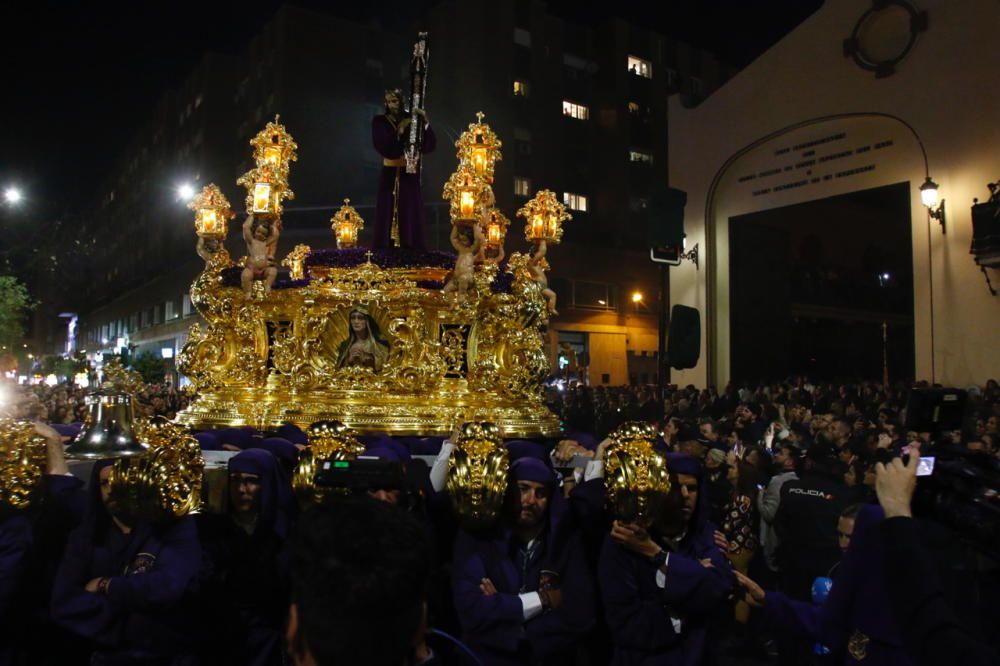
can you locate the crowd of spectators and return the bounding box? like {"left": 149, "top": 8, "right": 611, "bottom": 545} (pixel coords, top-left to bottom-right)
{"left": 1, "top": 376, "right": 997, "bottom": 665}
{"left": 549, "top": 378, "right": 1000, "bottom": 463}
{"left": 1, "top": 380, "right": 192, "bottom": 423}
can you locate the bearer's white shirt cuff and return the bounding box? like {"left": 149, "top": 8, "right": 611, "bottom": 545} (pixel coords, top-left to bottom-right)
{"left": 583, "top": 460, "right": 604, "bottom": 482}
{"left": 520, "top": 591, "right": 544, "bottom": 621}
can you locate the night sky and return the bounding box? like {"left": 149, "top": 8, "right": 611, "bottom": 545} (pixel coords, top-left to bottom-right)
{"left": 2, "top": 0, "right": 821, "bottom": 216}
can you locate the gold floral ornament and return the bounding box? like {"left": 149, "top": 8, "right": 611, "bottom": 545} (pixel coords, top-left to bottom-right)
{"left": 188, "top": 184, "right": 235, "bottom": 239}
{"left": 282, "top": 244, "right": 311, "bottom": 280}
{"left": 0, "top": 419, "right": 47, "bottom": 511}
{"left": 455, "top": 112, "right": 503, "bottom": 184}
{"left": 330, "top": 198, "right": 364, "bottom": 249}
{"left": 442, "top": 163, "right": 486, "bottom": 224}
{"left": 100, "top": 357, "right": 144, "bottom": 396}
{"left": 480, "top": 208, "right": 510, "bottom": 253}
{"left": 294, "top": 420, "right": 366, "bottom": 505}
{"left": 236, "top": 115, "right": 297, "bottom": 216}
{"left": 517, "top": 189, "right": 572, "bottom": 244}
{"left": 447, "top": 421, "right": 509, "bottom": 530}
{"left": 108, "top": 419, "right": 204, "bottom": 521}
{"left": 603, "top": 421, "right": 671, "bottom": 523}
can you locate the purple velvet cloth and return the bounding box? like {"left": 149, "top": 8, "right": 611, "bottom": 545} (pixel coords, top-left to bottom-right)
{"left": 51, "top": 423, "right": 81, "bottom": 439}
{"left": 194, "top": 432, "right": 221, "bottom": 451}
{"left": 362, "top": 446, "right": 402, "bottom": 463}
{"left": 505, "top": 440, "right": 548, "bottom": 463}
{"left": 253, "top": 437, "right": 299, "bottom": 471}
{"left": 218, "top": 428, "right": 255, "bottom": 450}
{"left": 371, "top": 115, "right": 437, "bottom": 250}
{"left": 275, "top": 424, "right": 308, "bottom": 446}
{"left": 511, "top": 457, "right": 556, "bottom": 485}
{"left": 404, "top": 436, "right": 446, "bottom": 455}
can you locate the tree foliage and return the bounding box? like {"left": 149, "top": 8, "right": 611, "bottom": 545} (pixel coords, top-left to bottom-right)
{"left": 0, "top": 275, "right": 34, "bottom": 352}
{"left": 38, "top": 352, "right": 89, "bottom": 379}
{"left": 131, "top": 351, "right": 168, "bottom": 384}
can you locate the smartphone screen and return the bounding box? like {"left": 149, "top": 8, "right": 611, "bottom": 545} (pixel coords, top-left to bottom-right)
{"left": 916, "top": 456, "right": 935, "bottom": 477}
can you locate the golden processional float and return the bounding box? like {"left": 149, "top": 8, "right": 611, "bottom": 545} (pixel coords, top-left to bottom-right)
{"left": 175, "top": 112, "right": 568, "bottom": 437}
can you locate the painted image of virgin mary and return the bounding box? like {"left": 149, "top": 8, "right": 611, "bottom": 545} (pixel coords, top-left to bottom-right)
{"left": 336, "top": 306, "right": 390, "bottom": 372}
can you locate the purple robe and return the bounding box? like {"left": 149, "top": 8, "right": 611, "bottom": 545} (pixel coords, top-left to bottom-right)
{"left": 372, "top": 114, "right": 437, "bottom": 250}
{"left": 452, "top": 467, "right": 595, "bottom": 665}
{"left": 50, "top": 461, "right": 202, "bottom": 661}
{"left": 755, "top": 505, "right": 916, "bottom": 664}
{"left": 1, "top": 474, "right": 87, "bottom": 665}
{"left": 195, "top": 448, "right": 294, "bottom": 666}
{"left": 598, "top": 454, "right": 735, "bottom": 666}
{"left": 0, "top": 514, "right": 31, "bottom": 616}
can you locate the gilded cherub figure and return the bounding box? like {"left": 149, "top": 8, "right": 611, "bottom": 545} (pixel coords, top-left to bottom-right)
{"left": 528, "top": 240, "right": 558, "bottom": 315}
{"left": 196, "top": 237, "right": 230, "bottom": 268}
{"left": 443, "top": 224, "right": 484, "bottom": 301}
{"left": 241, "top": 215, "right": 280, "bottom": 298}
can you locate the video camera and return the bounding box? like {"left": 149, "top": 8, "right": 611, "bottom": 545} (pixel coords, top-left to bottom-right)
{"left": 904, "top": 388, "right": 1000, "bottom": 559}
{"left": 314, "top": 457, "right": 407, "bottom": 493}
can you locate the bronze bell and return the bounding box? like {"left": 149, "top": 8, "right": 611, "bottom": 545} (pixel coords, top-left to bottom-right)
{"left": 66, "top": 392, "right": 147, "bottom": 459}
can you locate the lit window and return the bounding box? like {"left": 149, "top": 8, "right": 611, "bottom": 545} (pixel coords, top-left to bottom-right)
{"left": 562, "top": 101, "right": 589, "bottom": 120}
{"left": 514, "top": 177, "right": 532, "bottom": 197}
{"left": 629, "top": 150, "right": 653, "bottom": 164}
{"left": 513, "top": 80, "right": 530, "bottom": 97}
{"left": 194, "top": 94, "right": 203, "bottom": 109}
{"left": 627, "top": 56, "right": 652, "bottom": 79}
{"left": 627, "top": 101, "right": 640, "bottom": 114}
{"left": 563, "top": 192, "right": 588, "bottom": 212}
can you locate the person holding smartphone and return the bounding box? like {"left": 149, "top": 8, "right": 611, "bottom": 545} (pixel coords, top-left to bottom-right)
{"left": 876, "top": 446, "right": 997, "bottom": 666}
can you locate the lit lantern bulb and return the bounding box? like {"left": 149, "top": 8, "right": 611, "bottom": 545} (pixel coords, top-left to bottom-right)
{"left": 460, "top": 190, "right": 476, "bottom": 218}
{"left": 200, "top": 209, "right": 218, "bottom": 234}
{"left": 263, "top": 146, "right": 282, "bottom": 165}
{"left": 336, "top": 224, "right": 356, "bottom": 248}
{"left": 487, "top": 223, "right": 502, "bottom": 245}
{"left": 471, "top": 147, "right": 488, "bottom": 177}
{"left": 531, "top": 213, "right": 545, "bottom": 238}
{"left": 253, "top": 183, "right": 272, "bottom": 213}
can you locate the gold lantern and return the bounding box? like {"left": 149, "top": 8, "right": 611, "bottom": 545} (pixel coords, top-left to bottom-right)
{"left": 517, "top": 189, "right": 572, "bottom": 244}
{"left": 282, "top": 244, "right": 312, "bottom": 280}
{"left": 443, "top": 163, "right": 484, "bottom": 224}
{"left": 188, "top": 184, "right": 234, "bottom": 239}
{"left": 480, "top": 208, "right": 510, "bottom": 252}
{"left": 455, "top": 112, "right": 502, "bottom": 184}
{"left": 330, "top": 198, "right": 365, "bottom": 249}
{"left": 236, "top": 115, "right": 298, "bottom": 217}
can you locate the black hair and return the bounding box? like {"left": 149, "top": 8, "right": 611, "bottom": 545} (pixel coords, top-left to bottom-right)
{"left": 290, "top": 497, "right": 429, "bottom": 666}
{"left": 840, "top": 503, "right": 862, "bottom": 520}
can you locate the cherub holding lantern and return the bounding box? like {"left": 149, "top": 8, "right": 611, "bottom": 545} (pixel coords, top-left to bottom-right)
{"left": 241, "top": 215, "right": 281, "bottom": 298}
{"left": 528, "top": 240, "right": 558, "bottom": 315}
{"left": 443, "top": 224, "right": 484, "bottom": 302}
